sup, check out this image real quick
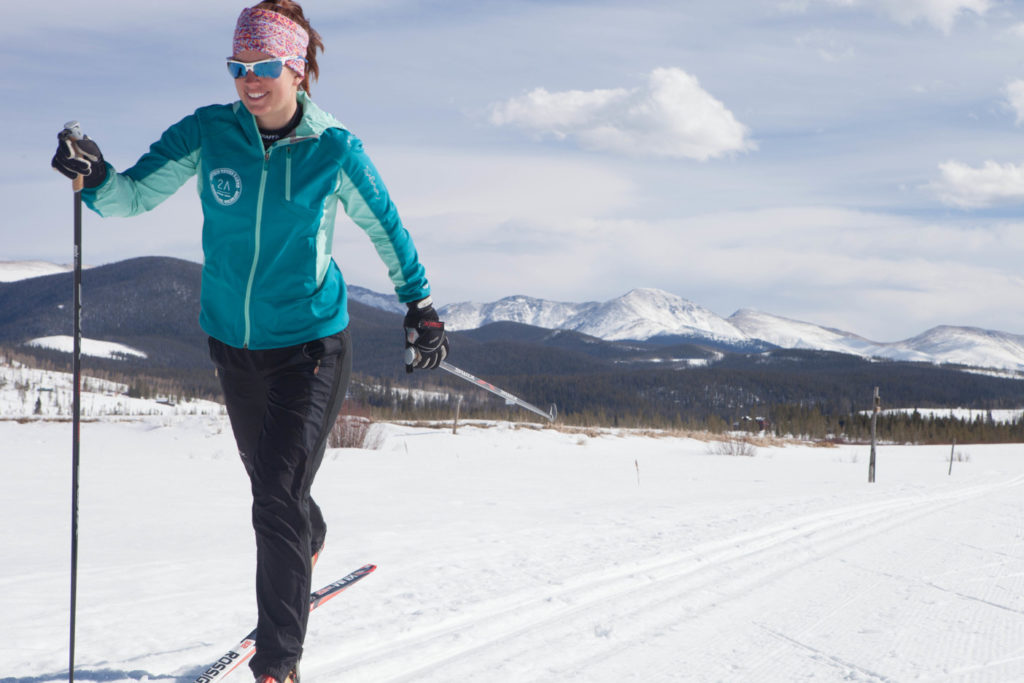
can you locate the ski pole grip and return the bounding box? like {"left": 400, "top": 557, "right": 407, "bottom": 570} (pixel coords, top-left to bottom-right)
{"left": 64, "top": 121, "right": 84, "bottom": 141}
{"left": 404, "top": 326, "right": 420, "bottom": 373}
{"left": 64, "top": 121, "right": 85, "bottom": 192}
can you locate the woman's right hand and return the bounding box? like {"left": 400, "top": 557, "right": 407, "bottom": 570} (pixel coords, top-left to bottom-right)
{"left": 52, "top": 129, "right": 107, "bottom": 188}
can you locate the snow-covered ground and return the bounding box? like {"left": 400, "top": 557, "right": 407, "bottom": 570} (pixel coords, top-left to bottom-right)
{"left": 0, "top": 358, "right": 223, "bottom": 418}
{"left": 4, "top": 414, "right": 1024, "bottom": 682}
{"left": 26, "top": 335, "right": 148, "bottom": 360}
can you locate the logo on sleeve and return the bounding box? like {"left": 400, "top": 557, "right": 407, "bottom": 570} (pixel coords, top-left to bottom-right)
{"left": 209, "top": 168, "right": 242, "bottom": 206}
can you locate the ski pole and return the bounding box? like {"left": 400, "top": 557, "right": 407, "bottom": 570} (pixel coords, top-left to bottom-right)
{"left": 439, "top": 360, "right": 557, "bottom": 422}
{"left": 64, "top": 119, "right": 85, "bottom": 683}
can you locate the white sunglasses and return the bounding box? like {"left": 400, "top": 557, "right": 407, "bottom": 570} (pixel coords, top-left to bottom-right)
{"left": 226, "top": 55, "right": 305, "bottom": 79}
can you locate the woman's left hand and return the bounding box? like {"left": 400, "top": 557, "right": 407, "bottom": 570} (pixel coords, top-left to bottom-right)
{"left": 404, "top": 297, "right": 449, "bottom": 371}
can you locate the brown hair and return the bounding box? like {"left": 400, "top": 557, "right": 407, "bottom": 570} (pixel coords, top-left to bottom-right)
{"left": 253, "top": 0, "right": 324, "bottom": 96}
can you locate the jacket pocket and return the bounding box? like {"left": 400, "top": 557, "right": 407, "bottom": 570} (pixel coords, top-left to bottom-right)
{"left": 301, "top": 330, "right": 349, "bottom": 366}
{"left": 208, "top": 336, "right": 224, "bottom": 367}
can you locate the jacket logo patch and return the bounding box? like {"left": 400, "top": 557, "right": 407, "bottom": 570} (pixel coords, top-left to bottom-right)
{"left": 209, "top": 168, "right": 242, "bottom": 206}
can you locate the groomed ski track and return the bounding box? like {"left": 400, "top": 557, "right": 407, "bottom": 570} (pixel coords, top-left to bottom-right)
{"left": 307, "top": 472, "right": 1024, "bottom": 682}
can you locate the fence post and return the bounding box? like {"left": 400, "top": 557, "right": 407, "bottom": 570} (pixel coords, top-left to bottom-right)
{"left": 868, "top": 386, "right": 879, "bottom": 483}
{"left": 452, "top": 394, "right": 462, "bottom": 435}
{"left": 948, "top": 439, "right": 956, "bottom": 476}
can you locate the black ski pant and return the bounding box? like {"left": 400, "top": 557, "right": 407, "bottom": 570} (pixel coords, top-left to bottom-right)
{"left": 208, "top": 330, "right": 352, "bottom": 681}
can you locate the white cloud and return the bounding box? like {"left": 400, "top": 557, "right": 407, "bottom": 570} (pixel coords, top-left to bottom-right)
{"left": 1005, "top": 80, "right": 1024, "bottom": 124}
{"left": 872, "top": 0, "right": 990, "bottom": 33}
{"left": 488, "top": 68, "right": 756, "bottom": 161}
{"left": 412, "top": 204, "right": 1024, "bottom": 340}
{"left": 931, "top": 160, "right": 1024, "bottom": 208}
{"left": 785, "top": 0, "right": 990, "bottom": 33}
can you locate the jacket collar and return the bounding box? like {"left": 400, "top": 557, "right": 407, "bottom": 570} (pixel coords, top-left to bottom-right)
{"left": 293, "top": 90, "right": 347, "bottom": 137}
{"left": 233, "top": 90, "right": 347, "bottom": 148}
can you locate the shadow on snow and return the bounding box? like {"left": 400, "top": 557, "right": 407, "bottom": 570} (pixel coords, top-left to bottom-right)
{"left": 1, "top": 669, "right": 180, "bottom": 683}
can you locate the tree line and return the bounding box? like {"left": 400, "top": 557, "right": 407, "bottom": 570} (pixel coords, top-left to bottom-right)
{"left": 6, "top": 343, "right": 1024, "bottom": 443}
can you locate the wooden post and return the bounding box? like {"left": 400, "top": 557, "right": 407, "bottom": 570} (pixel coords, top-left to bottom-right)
{"left": 452, "top": 394, "right": 462, "bottom": 435}
{"left": 868, "top": 386, "right": 879, "bottom": 483}
{"left": 948, "top": 439, "right": 956, "bottom": 476}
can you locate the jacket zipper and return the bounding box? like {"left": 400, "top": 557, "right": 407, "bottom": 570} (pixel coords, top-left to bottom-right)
{"left": 240, "top": 133, "right": 317, "bottom": 348}
{"left": 285, "top": 147, "right": 292, "bottom": 201}
{"left": 242, "top": 149, "right": 271, "bottom": 348}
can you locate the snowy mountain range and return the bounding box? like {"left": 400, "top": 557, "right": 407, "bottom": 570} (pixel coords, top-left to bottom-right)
{"left": 3, "top": 261, "right": 1022, "bottom": 374}
{"left": 728, "top": 308, "right": 1024, "bottom": 372}
{"left": 438, "top": 288, "right": 751, "bottom": 346}
{"left": 417, "top": 287, "right": 1024, "bottom": 373}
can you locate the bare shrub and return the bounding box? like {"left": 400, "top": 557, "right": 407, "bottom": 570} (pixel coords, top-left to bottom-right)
{"left": 328, "top": 401, "right": 372, "bottom": 449}
{"left": 707, "top": 436, "right": 757, "bottom": 457}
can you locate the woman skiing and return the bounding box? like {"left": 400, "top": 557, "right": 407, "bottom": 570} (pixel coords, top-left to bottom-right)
{"left": 51, "top": 2, "right": 448, "bottom": 681}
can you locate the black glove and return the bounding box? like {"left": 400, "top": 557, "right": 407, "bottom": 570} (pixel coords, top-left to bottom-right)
{"left": 404, "top": 296, "right": 449, "bottom": 371}
{"left": 52, "top": 129, "right": 107, "bottom": 188}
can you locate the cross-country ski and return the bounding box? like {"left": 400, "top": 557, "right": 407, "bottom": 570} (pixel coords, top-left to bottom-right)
{"left": 192, "top": 565, "right": 376, "bottom": 683}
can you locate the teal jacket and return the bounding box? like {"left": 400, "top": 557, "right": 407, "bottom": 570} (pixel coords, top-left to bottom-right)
{"left": 83, "top": 91, "right": 430, "bottom": 349}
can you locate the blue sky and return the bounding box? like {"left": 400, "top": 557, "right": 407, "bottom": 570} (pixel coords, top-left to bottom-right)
{"left": 4, "top": 0, "right": 1024, "bottom": 340}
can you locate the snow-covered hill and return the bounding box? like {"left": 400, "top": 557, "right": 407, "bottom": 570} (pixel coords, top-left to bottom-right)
{"left": 730, "top": 310, "right": 1024, "bottom": 373}
{"left": 441, "top": 294, "right": 586, "bottom": 333}
{"left": 880, "top": 325, "right": 1024, "bottom": 370}
{"left": 443, "top": 288, "right": 748, "bottom": 344}
{"left": 578, "top": 288, "right": 748, "bottom": 343}
{"left": 0, "top": 355, "right": 223, "bottom": 418}
{"left": 0, "top": 260, "right": 73, "bottom": 282}
{"left": 727, "top": 309, "right": 878, "bottom": 355}
{"left": 27, "top": 335, "right": 148, "bottom": 359}
{"left": 348, "top": 284, "right": 407, "bottom": 315}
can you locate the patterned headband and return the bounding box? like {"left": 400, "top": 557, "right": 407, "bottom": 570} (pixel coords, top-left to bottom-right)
{"left": 233, "top": 7, "right": 309, "bottom": 78}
